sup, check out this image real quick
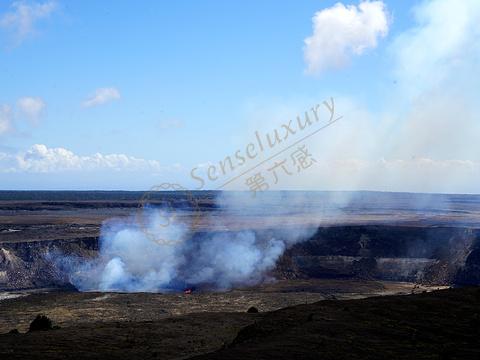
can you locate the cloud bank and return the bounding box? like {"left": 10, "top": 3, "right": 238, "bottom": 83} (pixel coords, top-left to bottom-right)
{"left": 0, "top": 144, "right": 163, "bottom": 173}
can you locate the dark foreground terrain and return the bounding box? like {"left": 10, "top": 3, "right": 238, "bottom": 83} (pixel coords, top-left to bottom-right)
{"left": 194, "top": 286, "right": 480, "bottom": 360}
{"left": 1, "top": 287, "right": 479, "bottom": 359}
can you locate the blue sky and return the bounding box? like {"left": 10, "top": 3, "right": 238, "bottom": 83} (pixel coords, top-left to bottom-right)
{"left": 1, "top": 0, "right": 479, "bottom": 192}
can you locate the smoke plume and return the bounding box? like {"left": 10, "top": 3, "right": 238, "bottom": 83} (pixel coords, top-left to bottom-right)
{"left": 58, "top": 192, "right": 316, "bottom": 292}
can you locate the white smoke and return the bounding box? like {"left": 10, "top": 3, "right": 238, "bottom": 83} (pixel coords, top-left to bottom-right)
{"left": 240, "top": 0, "right": 480, "bottom": 195}
{"left": 61, "top": 192, "right": 315, "bottom": 292}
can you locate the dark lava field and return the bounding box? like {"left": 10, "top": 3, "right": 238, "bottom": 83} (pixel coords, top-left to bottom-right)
{"left": 1, "top": 191, "right": 480, "bottom": 359}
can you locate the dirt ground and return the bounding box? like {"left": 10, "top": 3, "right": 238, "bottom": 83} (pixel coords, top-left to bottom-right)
{"left": 0, "top": 286, "right": 476, "bottom": 360}
{"left": 193, "top": 287, "right": 480, "bottom": 360}
{"left": 0, "top": 279, "right": 442, "bottom": 334}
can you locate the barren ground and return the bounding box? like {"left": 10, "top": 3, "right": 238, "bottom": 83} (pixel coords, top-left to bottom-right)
{"left": 0, "top": 286, "right": 477, "bottom": 360}
{"left": 0, "top": 191, "right": 479, "bottom": 359}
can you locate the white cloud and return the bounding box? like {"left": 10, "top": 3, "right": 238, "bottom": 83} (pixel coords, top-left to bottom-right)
{"left": 83, "top": 87, "right": 121, "bottom": 108}
{"left": 16, "top": 96, "right": 45, "bottom": 122}
{"left": 304, "top": 1, "right": 389, "bottom": 75}
{"left": 0, "top": 105, "right": 13, "bottom": 135}
{"left": 0, "top": 97, "right": 46, "bottom": 137}
{"left": 0, "top": 144, "right": 164, "bottom": 173}
{"left": 0, "top": 0, "right": 57, "bottom": 45}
